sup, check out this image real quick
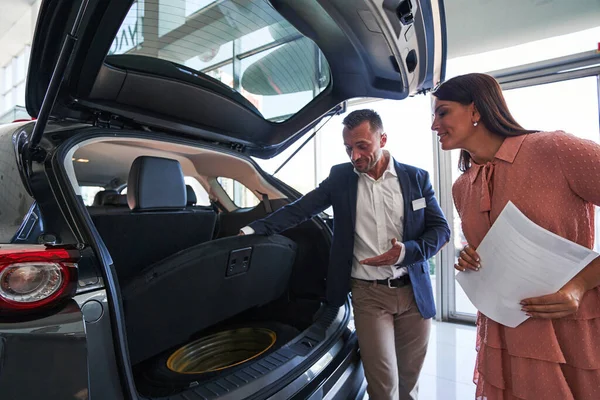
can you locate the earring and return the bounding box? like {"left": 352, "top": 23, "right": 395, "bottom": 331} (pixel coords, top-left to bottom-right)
{"left": 473, "top": 121, "right": 478, "bottom": 127}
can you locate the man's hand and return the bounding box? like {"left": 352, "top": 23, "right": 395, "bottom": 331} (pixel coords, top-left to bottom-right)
{"left": 455, "top": 244, "right": 480, "bottom": 272}
{"left": 360, "top": 238, "right": 402, "bottom": 267}
{"left": 520, "top": 278, "right": 586, "bottom": 319}
{"left": 238, "top": 231, "right": 245, "bottom": 236}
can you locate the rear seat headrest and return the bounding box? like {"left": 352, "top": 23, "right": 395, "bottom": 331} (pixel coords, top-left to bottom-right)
{"left": 127, "top": 156, "right": 186, "bottom": 211}
{"left": 185, "top": 185, "right": 197, "bottom": 206}
{"left": 103, "top": 193, "right": 128, "bottom": 206}
{"left": 92, "top": 189, "right": 118, "bottom": 206}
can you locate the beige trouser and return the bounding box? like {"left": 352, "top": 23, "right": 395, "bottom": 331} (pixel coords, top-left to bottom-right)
{"left": 351, "top": 279, "right": 431, "bottom": 400}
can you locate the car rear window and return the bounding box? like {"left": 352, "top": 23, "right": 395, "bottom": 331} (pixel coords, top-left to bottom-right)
{"left": 0, "top": 125, "right": 35, "bottom": 243}
{"left": 108, "top": 0, "right": 331, "bottom": 122}
{"left": 217, "top": 177, "right": 260, "bottom": 208}
{"left": 81, "top": 186, "right": 104, "bottom": 206}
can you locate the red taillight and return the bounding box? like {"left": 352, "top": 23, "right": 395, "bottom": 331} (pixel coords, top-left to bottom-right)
{"left": 0, "top": 246, "right": 79, "bottom": 314}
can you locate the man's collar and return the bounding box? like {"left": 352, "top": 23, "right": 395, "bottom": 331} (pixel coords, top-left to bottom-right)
{"left": 383, "top": 150, "right": 397, "bottom": 177}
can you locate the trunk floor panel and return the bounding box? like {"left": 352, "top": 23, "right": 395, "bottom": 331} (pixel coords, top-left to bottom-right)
{"left": 136, "top": 304, "right": 346, "bottom": 400}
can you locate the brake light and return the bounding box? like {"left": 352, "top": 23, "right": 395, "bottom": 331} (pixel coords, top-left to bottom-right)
{"left": 0, "top": 246, "right": 79, "bottom": 314}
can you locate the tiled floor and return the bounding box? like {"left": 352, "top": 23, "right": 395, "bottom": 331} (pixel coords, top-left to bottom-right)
{"left": 361, "top": 320, "right": 477, "bottom": 400}
{"left": 418, "top": 321, "right": 477, "bottom": 400}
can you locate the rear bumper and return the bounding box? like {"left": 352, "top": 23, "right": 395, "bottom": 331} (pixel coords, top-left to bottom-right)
{"left": 0, "top": 297, "right": 364, "bottom": 400}
{"left": 0, "top": 301, "right": 89, "bottom": 400}
{"left": 283, "top": 330, "right": 364, "bottom": 400}
{"left": 0, "top": 289, "right": 126, "bottom": 400}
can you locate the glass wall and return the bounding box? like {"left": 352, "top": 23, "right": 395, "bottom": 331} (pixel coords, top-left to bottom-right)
{"left": 0, "top": 47, "right": 30, "bottom": 121}
{"left": 254, "top": 95, "right": 439, "bottom": 295}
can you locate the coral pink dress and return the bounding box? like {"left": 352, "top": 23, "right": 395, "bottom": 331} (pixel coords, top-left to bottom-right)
{"left": 452, "top": 131, "right": 600, "bottom": 399}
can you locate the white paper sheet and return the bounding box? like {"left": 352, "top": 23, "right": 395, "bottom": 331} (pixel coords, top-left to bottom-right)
{"left": 456, "top": 201, "right": 599, "bottom": 328}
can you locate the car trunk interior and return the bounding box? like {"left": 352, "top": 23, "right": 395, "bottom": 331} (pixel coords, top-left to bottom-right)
{"left": 65, "top": 135, "right": 333, "bottom": 395}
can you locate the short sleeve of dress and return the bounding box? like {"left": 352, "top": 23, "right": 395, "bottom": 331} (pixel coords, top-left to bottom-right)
{"left": 552, "top": 131, "right": 600, "bottom": 207}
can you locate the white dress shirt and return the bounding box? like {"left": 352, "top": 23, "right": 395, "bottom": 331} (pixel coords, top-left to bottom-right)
{"left": 240, "top": 151, "right": 407, "bottom": 280}
{"left": 351, "top": 151, "right": 407, "bottom": 280}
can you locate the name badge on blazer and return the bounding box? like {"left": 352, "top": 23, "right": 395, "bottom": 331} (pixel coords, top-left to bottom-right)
{"left": 412, "top": 197, "right": 426, "bottom": 211}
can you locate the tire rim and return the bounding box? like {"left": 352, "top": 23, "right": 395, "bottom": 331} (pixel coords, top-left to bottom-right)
{"left": 166, "top": 327, "right": 277, "bottom": 374}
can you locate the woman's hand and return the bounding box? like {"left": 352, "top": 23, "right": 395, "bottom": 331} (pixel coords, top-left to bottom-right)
{"left": 455, "top": 244, "right": 480, "bottom": 272}
{"left": 520, "top": 278, "right": 586, "bottom": 319}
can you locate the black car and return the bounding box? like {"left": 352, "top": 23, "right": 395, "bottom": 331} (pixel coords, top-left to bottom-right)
{"left": 0, "top": 1, "right": 445, "bottom": 399}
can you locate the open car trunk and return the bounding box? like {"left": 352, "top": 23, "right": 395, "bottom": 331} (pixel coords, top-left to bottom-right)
{"left": 65, "top": 132, "right": 344, "bottom": 398}
{"left": 111, "top": 224, "right": 342, "bottom": 399}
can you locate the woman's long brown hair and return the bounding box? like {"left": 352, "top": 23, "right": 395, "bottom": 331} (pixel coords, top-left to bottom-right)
{"left": 432, "top": 73, "right": 538, "bottom": 171}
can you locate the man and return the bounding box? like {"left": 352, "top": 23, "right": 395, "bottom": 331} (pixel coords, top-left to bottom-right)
{"left": 240, "top": 109, "right": 450, "bottom": 400}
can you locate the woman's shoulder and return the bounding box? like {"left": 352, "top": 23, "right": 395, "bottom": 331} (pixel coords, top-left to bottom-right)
{"left": 522, "top": 130, "right": 596, "bottom": 154}
{"left": 522, "top": 130, "right": 586, "bottom": 145}
{"left": 515, "top": 131, "right": 564, "bottom": 158}
{"left": 522, "top": 130, "right": 563, "bottom": 145}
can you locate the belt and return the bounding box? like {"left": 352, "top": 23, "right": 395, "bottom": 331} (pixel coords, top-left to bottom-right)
{"left": 356, "top": 274, "right": 411, "bottom": 288}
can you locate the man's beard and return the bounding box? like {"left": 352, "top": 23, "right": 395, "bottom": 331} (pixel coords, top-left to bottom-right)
{"left": 354, "top": 151, "right": 383, "bottom": 172}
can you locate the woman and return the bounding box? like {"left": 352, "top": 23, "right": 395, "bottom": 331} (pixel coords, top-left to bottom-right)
{"left": 431, "top": 73, "right": 600, "bottom": 399}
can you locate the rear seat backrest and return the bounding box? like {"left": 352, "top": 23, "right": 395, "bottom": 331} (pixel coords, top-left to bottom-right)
{"left": 90, "top": 156, "right": 218, "bottom": 284}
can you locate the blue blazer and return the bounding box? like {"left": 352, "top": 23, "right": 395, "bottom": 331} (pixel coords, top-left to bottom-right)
{"left": 249, "top": 160, "right": 450, "bottom": 319}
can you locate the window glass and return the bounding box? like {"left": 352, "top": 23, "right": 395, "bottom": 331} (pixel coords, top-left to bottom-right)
{"left": 216, "top": 177, "right": 260, "bottom": 208}
{"left": 0, "top": 66, "right": 5, "bottom": 94}
{"left": 109, "top": 0, "right": 331, "bottom": 122}
{"left": 185, "top": 42, "right": 234, "bottom": 72}
{"left": 3, "top": 64, "right": 12, "bottom": 91}
{"left": 184, "top": 176, "right": 210, "bottom": 206}
{"left": 185, "top": 0, "right": 217, "bottom": 17}
{"left": 3, "top": 90, "right": 14, "bottom": 113}
{"left": 203, "top": 63, "right": 234, "bottom": 89}
{"left": 15, "top": 82, "right": 25, "bottom": 107}
{"left": 16, "top": 51, "right": 27, "bottom": 83}
{"left": 81, "top": 186, "right": 105, "bottom": 206}
{"left": 450, "top": 149, "right": 477, "bottom": 316}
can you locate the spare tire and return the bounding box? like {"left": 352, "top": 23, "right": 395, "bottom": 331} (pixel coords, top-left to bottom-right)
{"left": 137, "top": 321, "right": 300, "bottom": 389}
